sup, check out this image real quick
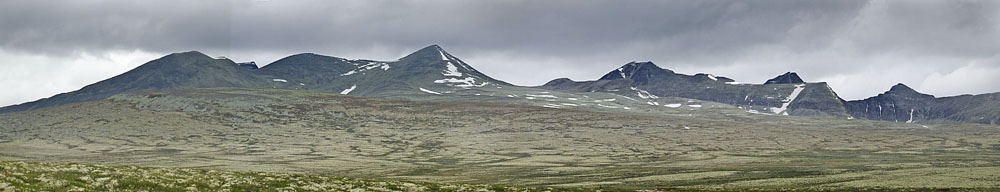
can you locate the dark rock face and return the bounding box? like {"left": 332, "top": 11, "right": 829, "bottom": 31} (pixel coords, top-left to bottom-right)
{"left": 844, "top": 83, "right": 999, "bottom": 124}
{"left": 598, "top": 61, "right": 676, "bottom": 85}
{"left": 545, "top": 63, "right": 1000, "bottom": 124}
{"left": 542, "top": 62, "right": 851, "bottom": 117}
{"left": 764, "top": 72, "right": 805, "bottom": 84}
{"left": 237, "top": 62, "right": 259, "bottom": 70}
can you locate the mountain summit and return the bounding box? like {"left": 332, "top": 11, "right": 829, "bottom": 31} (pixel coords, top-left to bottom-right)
{"left": 885, "top": 83, "right": 932, "bottom": 99}
{"left": 764, "top": 72, "right": 805, "bottom": 84}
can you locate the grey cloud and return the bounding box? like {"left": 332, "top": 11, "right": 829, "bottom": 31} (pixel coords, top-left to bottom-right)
{"left": 1, "top": 0, "right": 999, "bottom": 104}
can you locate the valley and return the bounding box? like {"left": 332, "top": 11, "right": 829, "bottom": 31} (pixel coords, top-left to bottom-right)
{"left": 1, "top": 87, "right": 998, "bottom": 190}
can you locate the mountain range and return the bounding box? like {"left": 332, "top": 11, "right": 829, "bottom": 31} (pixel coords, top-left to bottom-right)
{"left": 1, "top": 45, "right": 997, "bottom": 124}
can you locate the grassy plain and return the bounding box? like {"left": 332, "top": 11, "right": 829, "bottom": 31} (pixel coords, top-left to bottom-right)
{"left": 1, "top": 87, "right": 999, "bottom": 191}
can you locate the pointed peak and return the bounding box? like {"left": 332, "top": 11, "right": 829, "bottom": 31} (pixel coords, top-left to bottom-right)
{"left": 599, "top": 61, "right": 674, "bottom": 81}
{"left": 764, "top": 72, "right": 805, "bottom": 84}
{"left": 889, "top": 83, "right": 916, "bottom": 93}
{"left": 621, "top": 61, "right": 663, "bottom": 70}
{"left": 400, "top": 44, "right": 452, "bottom": 61}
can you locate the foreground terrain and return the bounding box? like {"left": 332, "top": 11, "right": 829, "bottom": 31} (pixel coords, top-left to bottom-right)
{"left": 0, "top": 161, "right": 990, "bottom": 192}
{"left": 1, "top": 87, "right": 999, "bottom": 190}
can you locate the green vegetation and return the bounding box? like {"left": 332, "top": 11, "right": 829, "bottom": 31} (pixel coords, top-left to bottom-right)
{"left": 0, "top": 161, "right": 550, "bottom": 191}
{"left": 1, "top": 87, "right": 999, "bottom": 191}
{"left": 0, "top": 161, "right": 992, "bottom": 192}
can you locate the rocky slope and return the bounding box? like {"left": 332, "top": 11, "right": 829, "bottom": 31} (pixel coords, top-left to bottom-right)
{"left": 844, "top": 83, "right": 1000, "bottom": 124}
{"left": 540, "top": 61, "right": 850, "bottom": 117}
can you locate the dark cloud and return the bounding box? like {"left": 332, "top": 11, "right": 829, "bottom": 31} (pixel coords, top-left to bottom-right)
{"left": 1, "top": 0, "right": 999, "bottom": 105}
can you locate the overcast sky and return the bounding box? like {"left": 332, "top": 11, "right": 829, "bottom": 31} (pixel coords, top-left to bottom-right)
{"left": 2, "top": 0, "right": 999, "bottom": 106}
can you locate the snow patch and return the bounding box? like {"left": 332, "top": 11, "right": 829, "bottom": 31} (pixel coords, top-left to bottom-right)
{"left": 687, "top": 104, "right": 702, "bottom": 108}
{"left": 419, "top": 87, "right": 441, "bottom": 95}
{"left": 769, "top": 84, "right": 806, "bottom": 115}
{"left": 341, "top": 61, "right": 390, "bottom": 76}
{"left": 664, "top": 103, "right": 682, "bottom": 108}
{"left": 439, "top": 50, "right": 449, "bottom": 60}
{"left": 434, "top": 77, "right": 488, "bottom": 88}
{"left": 707, "top": 74, "right": 717, "bottom": 81}
{"left": 340, "top": 85, "right": 357, "bottom": 94}
{"left": 631, "top": 87, "right": 659, "bottom": 99}
{"left": 906, "top": 109, "right": 915, "bottom": 123}
{"left": 442, "top": 62, "right": 463, "bottom": 77}
{"left": 272, "top": 79, "right": 287, "bottom": 83}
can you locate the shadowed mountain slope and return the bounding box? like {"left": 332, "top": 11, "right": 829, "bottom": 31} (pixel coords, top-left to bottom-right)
{"left": 541, "top": 62, "right": 850, "bottom": 117}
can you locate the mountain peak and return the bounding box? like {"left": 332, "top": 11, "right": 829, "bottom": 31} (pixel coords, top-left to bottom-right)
{"left": 764, "top": 72, "right": 805, "bottom": 84}
{"left": 885, "top": 83, "right": 934, "bottom": 99}
{"left": 399, "top": 44, "right": 450, "bottom": 61}
{"left": 163, "top": 51, "right": 210, "bottom": 59}
{"left": 888, "top": 83, "right": 918, "bottom": 94}
{"left": 599, "top": 61, "right": 670, "bottom": 81}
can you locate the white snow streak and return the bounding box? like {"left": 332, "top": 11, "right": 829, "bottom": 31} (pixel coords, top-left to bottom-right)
{"left": 434, "top": 77, "right": 488, "bottom": 88}
{"left": 631, "top": 87, "right": 659, "bottom": 99}
{"left": 272, "top": 79, "right": 287, "bottom": 83}
{"left": 341, "top": 61, "right": 390, "bottom": 76}
{"left": 770, "top": 84, "right": 806, "bottom": 115}
{"left": 907, "top": 109, "right": 915, "bottom": 123}
{"left": 418, "top": 87, "right": 441, "bottom": 95}
{"left": 664, "top": 103, "right": 682, "bottom": 108}
{"left": 687, "top": 104, "right": 702, "bottom": 108}
{"left": 340, "top": 85, "right": 357, "bottom": 94}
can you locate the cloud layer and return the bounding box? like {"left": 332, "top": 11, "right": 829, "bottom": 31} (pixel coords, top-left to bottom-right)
{"left": 2, "top": 0, "right": 999, "bottom": 106}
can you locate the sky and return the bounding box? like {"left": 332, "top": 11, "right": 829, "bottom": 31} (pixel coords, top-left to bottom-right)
{"left": 2, "top": 0, "right": 999, "bottom": 107}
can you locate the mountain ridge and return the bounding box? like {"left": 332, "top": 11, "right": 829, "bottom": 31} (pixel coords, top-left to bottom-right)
{"left": 1, "top": 45, "right": 996, "bottom": 124}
